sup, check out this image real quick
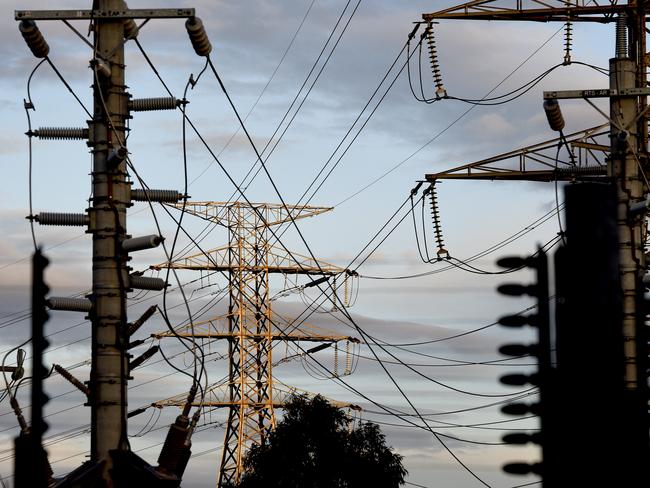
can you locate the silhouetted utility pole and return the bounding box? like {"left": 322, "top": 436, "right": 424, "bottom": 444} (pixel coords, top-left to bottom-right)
{"left": 15, "top": 2, "right": 205, "bottom": 485}
{"left": 422, "top": 1, "right": 649, "bottom": 485}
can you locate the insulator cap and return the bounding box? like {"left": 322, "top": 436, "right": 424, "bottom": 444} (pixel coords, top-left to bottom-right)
{"left": 11, "top": 367, "right": 25, "bottom": 382}
{"left": 129, "top": 275, "right": 167, "bottom": 291}
{"left": 157, "top": 415, "right": 192, "bottom": 477}
{"left": 33, "top": 127, "right": 89, "bottom": 140}
{"left": 127, "top": 339, "right": 146, "bottom": 350}
{"left": 35, "top": 212, "right": 88, "bottom": 227}
{"left": 107, "top": 147, "right": 128, "bottom": 166}
{"left": 498, "top": 314, "right": 536, "bottom": 328}
{"left": 131, "top": 188, "right": 183, "bottom": 203}
{"left": 122, "top": 235, "right": 163, "bottom": 253}
{"left": 501, "top": 402, "right": 535, "bottom": 416}
{"left": 502, "top": 432, "right": 540, "bottom": 445}
{"left": 497, "top": 283, "right": 534, "bottom": 297}
{"left": 53, "top": 364, "right": 89, "bottom": 396}
{"left": 129, "top": 97, "right": 179, "bottom": 112}
{"left": 127, "top": 406, "right": 148, "bottom": 418}
{"left": 543, "top": 98, "right": 565, "bottom": 132}
{"left": 306, "top": 343, "right": 331, "bottom": 354}
{"left": 185, "top": 16, "right": 212, "bottom": 57}
{"left": 46, "top": 297, "right": 92, "bottom": 313}
{"left": 499, "top": 343, "right": 537, "bottom": 357}
{"left": 555, "top": 165, "right": 606, "bottom": 177}
{"left": 496, "top": 256, "right": 529, "bottom": 269}
{"left": 19, "top": 20, "right": 49, "bottom": 58}
{"left": 127, "top": 305, "right": 158, "bottom": 336}
{"left": 500, "top": 373, "right": 538, "bottom": 387}
{"left": 124, "top": 18, "right": 139, "bottom": 40}
{"left": 503, "top": 462, "right": 541, "bottom": 476}
{"left": 129, "top": 346, "right": 159, "bottom": 370}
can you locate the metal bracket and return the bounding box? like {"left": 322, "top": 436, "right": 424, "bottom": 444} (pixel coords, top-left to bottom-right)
{"left": 544, "top": 88, "right": 650, "bottom": 99}
{"left": 15, "top": 8, "right": 195, "bottom": 21}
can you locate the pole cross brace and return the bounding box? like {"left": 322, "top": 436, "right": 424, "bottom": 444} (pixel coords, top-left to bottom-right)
{"left": 544, "top": 88, "right": 650, "bottom": 99}
{"left": 15, "top": 8, "right": 195, "bottom": 21}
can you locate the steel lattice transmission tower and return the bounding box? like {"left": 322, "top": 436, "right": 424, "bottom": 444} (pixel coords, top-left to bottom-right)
{"left": 152, "top": 201, "right": 357, "bottom": 486}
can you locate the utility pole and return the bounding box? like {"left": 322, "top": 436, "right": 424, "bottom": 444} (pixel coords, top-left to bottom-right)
{"left": 15, "top": 2, "right": 207, "bottom": 485}
{"left": 89, "top": 1, "right": 130, "bottom": 474}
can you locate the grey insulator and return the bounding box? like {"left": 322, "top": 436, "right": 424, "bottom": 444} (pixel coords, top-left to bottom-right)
{"left": 122, "top": 235, "right": 163, "bottom": 253}
{"left": 107, "top": 147, "right": 128, "bottom": 166}
{"left": 47, "top": 297, "right": 92, "bottom": 313}
{"left": 53, "top": 364, "right": 90, "bottom": 396}
{"left": 34, "top": 127, "right": 88, "bottom": 140}
{"left": 185, "top": 17, "right": 212, "bottom": 57}
{"left": 616, "top": 13, "right": 628, "bottom": 59}
{"left": 124, "top": 19, "right": 139, "bottom": 40}
{"left": 130, "top": 275, "right": 167, "bottom": 291}
{"left": 555, "top": 166, "right": 606, "bottom": 176}
{"left": 35, "top": 212, "right": 89, "bottom": 227}
{"left": 129, "top": 346, "right": 159, "bottom": 370}
{"left": 122, "top": 1, "right": 138, "bottom": 40}
{"left": 127, "top": 305, "right": 158, "bottom": 336}
{"left": 19, "top": 20, "right": 49, "bottom": 58}
{"left": 129, "top": 97, "right": 179, "bottom": 112}
{"left": 131, "top": 189, "right": 183, "bottom": 203}
{"left": 543, "top": 99, "right": 565, "bottom": 132}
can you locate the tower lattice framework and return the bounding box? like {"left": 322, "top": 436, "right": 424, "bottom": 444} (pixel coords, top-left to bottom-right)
{"left": 152, "top": 201, "right": 356, "bottom": 487}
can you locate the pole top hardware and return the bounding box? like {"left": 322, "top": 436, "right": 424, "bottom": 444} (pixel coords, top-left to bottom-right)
{"left": 543, "top": 88, "right": 650, "bottom": 99}
{"left": 15, "top": 8, "right": 195, "bottom": 21}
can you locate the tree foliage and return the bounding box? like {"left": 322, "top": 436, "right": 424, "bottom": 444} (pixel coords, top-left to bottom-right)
{"left": 234, "top": 395, "right": 407, "bottom": 488}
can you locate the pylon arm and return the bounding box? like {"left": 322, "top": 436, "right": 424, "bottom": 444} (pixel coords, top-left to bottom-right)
{"left": 151, "top": 244, "right": 349, "bottom": 276}
{"left": 15, "top": 8, "right": 195, "bottom": 20}
{"left": 171, "top": 201, "right": 333, "bottom": 228}
{"left": 153, "top": 382, "right": 361, "bottom": 411}
{"left": 423, "top": 1, "right": 626, "bottom": 23}
{"left": 151, "top": 312, "right": 358, "bottom": 343}
{"left": 426, "top": 125, "right": 608, "bottom": 182}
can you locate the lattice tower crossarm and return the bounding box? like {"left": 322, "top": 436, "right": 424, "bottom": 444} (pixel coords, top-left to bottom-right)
{"left": 152, "top": 382, "right": 361, "bottom": 411}
{"left": 423, "top": 1, "right": 627, "bottom": 23}
{"left": 425, "top": 125, "right": 609, "bottom": 182}
{"left": 171, "top": 201, "right": 333, "bottom": 228}
{"left": 151, "top": 311, "right": 358, "bottom": 343}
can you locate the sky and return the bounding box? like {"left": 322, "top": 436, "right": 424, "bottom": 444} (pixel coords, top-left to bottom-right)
{"left": 0, "top": 1, "right": 617, "bottom": 487}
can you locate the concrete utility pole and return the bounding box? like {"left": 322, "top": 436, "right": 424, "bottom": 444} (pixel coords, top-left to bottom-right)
{"left": 16, "top": 2, "right": 203, "bottom": 485}
{"left": 610, "top": 12, "right": 644, "bottom": 395}
{"left": 90, "top": 0, "right": 130, "bottom": 473}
